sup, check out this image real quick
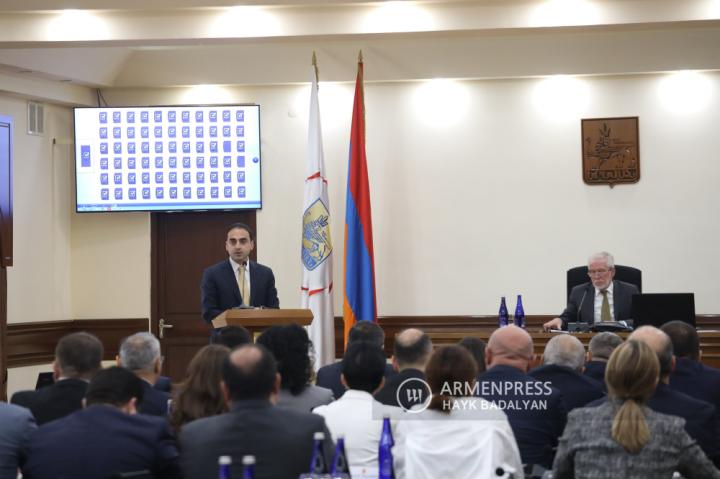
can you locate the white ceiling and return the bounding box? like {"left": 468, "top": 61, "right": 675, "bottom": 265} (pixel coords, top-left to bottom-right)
{"left": 0, "top": 0, "right": 718, "bottom": 104}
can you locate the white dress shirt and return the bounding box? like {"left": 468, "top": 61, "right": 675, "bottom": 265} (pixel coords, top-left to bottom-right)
{"left": 593, "top": 281, "right": 615, "bottom": 323}
{"left": 313, "top": 389, "right": 400, "bottom": 474}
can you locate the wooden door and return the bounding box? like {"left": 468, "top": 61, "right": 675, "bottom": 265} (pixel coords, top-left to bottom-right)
{"left": 151, "top": 211, "right": 255, "bottom": 381}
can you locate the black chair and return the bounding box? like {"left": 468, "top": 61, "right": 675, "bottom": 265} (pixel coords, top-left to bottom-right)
{"left": 566, "top": 265, "right": 642, "bottom": 300}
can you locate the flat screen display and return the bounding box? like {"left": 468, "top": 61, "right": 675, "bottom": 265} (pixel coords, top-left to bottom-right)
{"left": 74, "top": 105, "right": 261, "bottom": 212}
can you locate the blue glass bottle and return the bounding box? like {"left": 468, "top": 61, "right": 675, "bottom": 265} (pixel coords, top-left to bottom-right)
{"left": 218, "top": 455, "right": 232, "bottom": 479}
{"left": 379, "top": 416, "right": 395, "bottom": 479}
{"left": 498, "top": 297, "right": 509, "bottom": 327}
{"left": 241, "top": 455, "right": 255, "bottom": 479}
{"left": 309, "top": 431, "right": 329, "bottom": 476}
{"left": 514, "top": 294, "right": 525, "bottom": 328}
{"left": 331, "top": 436, "right": 349, "bottom": 476}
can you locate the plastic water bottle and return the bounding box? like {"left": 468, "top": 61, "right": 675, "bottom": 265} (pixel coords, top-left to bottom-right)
{"left": 241, "top": 455, "right": 255, "bottom": 479}
{"left": 218, "top": 455, "right": 232, "bottom": 479}
{"left": 514, "top": 294, "right": 525, "bottom": 328}
{"left": 379, "top": 416, "right": 395, "bottom": 479}
{"left": 498, "top": 297, "right": 509, "bottom": 327}
{"left": 330, "top": 436, "right": 350, "bottom": 478}
{"left": 308, "top": 431, "right": 329, "bottom": 476}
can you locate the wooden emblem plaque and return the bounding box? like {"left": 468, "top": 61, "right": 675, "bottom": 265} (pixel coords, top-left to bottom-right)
{"left": 581, "top": 117, "right": 639, "bottom": 187}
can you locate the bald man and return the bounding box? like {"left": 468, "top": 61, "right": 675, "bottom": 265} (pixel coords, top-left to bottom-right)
{"left": 374, "top": 328, "right": 433, "bottom": 410}
{"left": 588, "top": 326, "right": 720, "bottom": 466}
{"left": 530, "top": 335, "right": 604, "bottom": 411}
{"left": 180, "top": 344, "right": 334, "bottom": 479}
{"left": 477, "top": 326, "right": 567, "bottom": 468}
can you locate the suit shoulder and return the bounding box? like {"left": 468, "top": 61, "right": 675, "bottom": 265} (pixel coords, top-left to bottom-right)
{"left": 204, "top": 260, "right": 230, "bottom": 274}
{"left": 250, "top": 261, "right": 273, "bottom": 275}
{"left": 11, "top": 389, "right": 37, "bottom": 406}
{"left": 615, "top": 280, "right": 639, "bottom": 292}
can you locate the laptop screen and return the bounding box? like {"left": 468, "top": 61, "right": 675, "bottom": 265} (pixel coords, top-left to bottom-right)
{"left": 631, "top": 293, "right": 696, "bottom": 328}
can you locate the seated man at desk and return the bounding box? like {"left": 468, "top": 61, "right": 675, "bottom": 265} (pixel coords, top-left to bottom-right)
{"left": 543, "top": 252, "right": 638, "bottom": 331}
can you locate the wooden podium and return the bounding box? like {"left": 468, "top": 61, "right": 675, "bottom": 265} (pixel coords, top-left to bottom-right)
{"left": 211, "top": 308, "right": 313, "bottom": 335}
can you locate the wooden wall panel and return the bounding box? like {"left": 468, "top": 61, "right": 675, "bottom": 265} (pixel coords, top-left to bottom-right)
{"left": 6, "top": 318, "right": 148, "bottom": 368}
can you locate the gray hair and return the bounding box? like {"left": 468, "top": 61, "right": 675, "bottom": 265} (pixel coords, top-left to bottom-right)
{"left": 589, "top": 332, "right": 623, "bottom": 360}
{"left": 119, "top": 332, "right": 161, "bottom": 374}
{"left": 588, "top": 251, "right": 615, "bottom": 269}
{"left": 543, "top": 335, "right": 586, "bottom": 371}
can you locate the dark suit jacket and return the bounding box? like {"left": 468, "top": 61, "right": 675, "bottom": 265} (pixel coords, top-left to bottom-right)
{"left": 583, "top": 360, "right": 608, "bottom": 390}
{"left": 21, "top": 405, "right": 181, "bottom": 479}
{"left": 374, "top": 368, "right": 428, "bottom": 409}
{"left": 559, "top": 280, "right": 638, "bottom": 328}
{"left": 317, "top": 361, "right": 397, "bottom": 400}
{"left": 477, "top": 365, "right": 567, "bottom": 468}
{"left": 669, "top": 358, "right": 720, "bottom": 408}
{"left": 154, "top": 375, "right": 173, "bottom": 393}
{"left": 180, "top": 399, "right": 334, "bottom": 479}
{"left": 11, "top": 378, "right": 88, "bottom": 426}
{"left": 589, "top": 383, "right": 720, "bottom": 463}
{"left": 201, "top": 259, "right": 279, "bottom": 323}
{"left": 0, "top": 402, "right": 37, "bottom": 479}
{"left": 529, "top": 364, "right": 605, "bottom": 411}
{"left": 138, "top": 380, "right": 171, "bottom": 416}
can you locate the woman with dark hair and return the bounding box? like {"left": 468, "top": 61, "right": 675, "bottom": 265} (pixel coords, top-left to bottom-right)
{"left": 169, "top": 344, "right": 230, "bottom": 431}
{"left": 457, "top": 336, "right": 486, "bottom": 373}
{"left": 394, "top": 345, "right": 522, "bottom": 479}
{"left": 553, "top": 340, "right": 720, "bottom": 478}
{"left": 256, "top": 324, "right": 333, "bottom": 412}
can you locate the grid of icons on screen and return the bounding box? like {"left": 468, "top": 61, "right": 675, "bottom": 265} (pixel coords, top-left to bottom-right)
{"left": 84, "top": 109, "right": 251, "bottom": 202}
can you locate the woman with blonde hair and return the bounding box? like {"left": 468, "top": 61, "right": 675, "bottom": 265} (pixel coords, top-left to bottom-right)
{"left": 553, "top": 339, "right": 720, "bottom": 478}
{"left": 169, "top": 344, "right": 230, "bottom": 431}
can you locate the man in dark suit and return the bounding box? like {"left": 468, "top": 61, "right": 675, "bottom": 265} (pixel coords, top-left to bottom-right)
{"left": 21, "top": 367, "right": 181, "bottom": 479}
{"left": 11, "top": 332, "right": 103, "bottom": 425}
{"left": 374, "top": 328, "right": 432, "bottom": 410}
{"left": 477, "top": 326, "right": 567, "bottom": 469}
{"left": 583, "top": 331, "right": 623, "bottom": 386}
{"left": 0, "top": 402, "right": 36, "bottom": 479}
{"left": 662, "top": 320, "right": 720, "bottom": 407}
{"left": 201, "top": 222, "right": 279, "bottom": 328}
{"left": 530, "top": 335, "right": 604, "bottom": 411}
{"left": 118, "top": 332, "right": 171, "bottom": 416}
{"left": 180, "top": 344, "right": 334, "bottom": 479}
{"left": 316, "top": 321, "right": 396, "bottom": 399}
{"left": 543, "top": 252, "right": 639, "bottom": 331}
{"left": 589, "top": 326, "right": 720, "bottom": 465}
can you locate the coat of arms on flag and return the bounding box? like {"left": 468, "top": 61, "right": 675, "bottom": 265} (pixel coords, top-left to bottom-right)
{"left": 302, "top": 198, "right": 332, "bottom": 271}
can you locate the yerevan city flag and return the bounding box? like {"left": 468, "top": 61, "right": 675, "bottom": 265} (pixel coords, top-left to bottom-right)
{"left": 343, "top": 51, "right": 377, "bottom": 342}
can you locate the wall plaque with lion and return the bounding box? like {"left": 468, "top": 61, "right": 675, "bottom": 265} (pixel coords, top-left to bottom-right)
{"left": 581, "top": 117, "right": 639, "bottom": 186}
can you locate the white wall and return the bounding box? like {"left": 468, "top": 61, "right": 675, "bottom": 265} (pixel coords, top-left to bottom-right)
{"left": 99, "top": 72, "right": 720, "bottom": 316}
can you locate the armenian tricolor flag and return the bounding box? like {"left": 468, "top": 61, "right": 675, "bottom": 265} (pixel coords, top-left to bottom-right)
{"left": 343, "top": 51, "right": 377, "bottom": 342}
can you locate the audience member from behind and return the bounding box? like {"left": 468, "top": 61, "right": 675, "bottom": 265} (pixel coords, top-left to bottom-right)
{"left": 553, "top": 340, "right": 720, "bottom": 478}
{"left": 180, "top": 344, "right": 334, "bottom": 479}
{"left": 314, "top": 341, "right": 394, "bottom": 473}
{"left": 21, "top": 367, "right": 181, "bottom": 479}
{"left": 11, "top": 331, "right": 103, "bottom": 425}
{"left": 256, "top": 324, "right": 333, "bottom": 412}
{"left": 530, "top": 335, "right": 604, "bottom": 411}
{"left": 458, "top": 336, "right": 486, "bottom": 373}
{"left": 169, "top": 344, "right": 230, "bottom": 432}
{"left": 624, "top": 326, "right": 720, "bottom": 465}
{"left": 662, "top": 320, "right": 720, "bottom": 407}
{"left": 375, "top": 328, "right": 432, "bottom": 410}
{"left": 584, "top": 332, "right": 623, "bottom": 385}
{"left": 118, "top": 332, "right": 170, "bottom": 416}
{"left": 395, "top": 346, "right": 522, "bottom": 479}
{"left": 317, "top": 320, "right": 396, "bottom": 399}
{"left": 0, "top": 402, "right": 36, "bottom": 479}
{"left": 213, "top": 325, "right": 252, "bottom": 350}
{"left": 476, "top": 325, "right": 566, "bottom": 469}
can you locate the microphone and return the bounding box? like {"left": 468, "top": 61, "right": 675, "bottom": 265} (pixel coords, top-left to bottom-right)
{"left": 576, "top": 289, "right": 588, "bottom": 324}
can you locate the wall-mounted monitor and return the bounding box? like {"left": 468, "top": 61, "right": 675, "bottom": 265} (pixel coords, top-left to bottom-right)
{"left": 73, "top": 105, "right": 261, "bottom": 212}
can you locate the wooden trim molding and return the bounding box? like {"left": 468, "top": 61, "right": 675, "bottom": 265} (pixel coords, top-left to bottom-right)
{"left": 6, "top": 318, "right": 148, "bottom": 368}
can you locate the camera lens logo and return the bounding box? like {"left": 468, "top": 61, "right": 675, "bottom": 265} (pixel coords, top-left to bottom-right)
{"left": 396, "top": 377, "right": 432, "bottom": 413}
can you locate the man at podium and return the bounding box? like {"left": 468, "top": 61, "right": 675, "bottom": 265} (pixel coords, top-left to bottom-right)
{"left": 201, "top": 223, "right": 280, "bottom": 330}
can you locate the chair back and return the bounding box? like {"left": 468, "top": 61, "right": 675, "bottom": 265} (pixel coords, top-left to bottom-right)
{"left": 566, "top": 265, "right": 642, "bottom": 300}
